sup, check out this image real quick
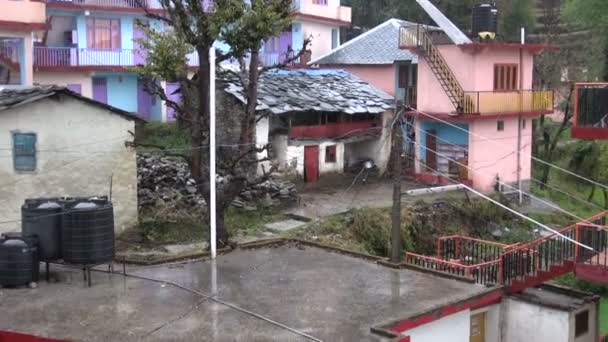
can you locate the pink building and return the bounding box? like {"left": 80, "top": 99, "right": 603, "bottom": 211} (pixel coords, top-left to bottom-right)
{"left": 0, "top": 0, "right": 47, "bottom": 86}
{"left": 400, "top": 25, "right": 555, "bottom": 192}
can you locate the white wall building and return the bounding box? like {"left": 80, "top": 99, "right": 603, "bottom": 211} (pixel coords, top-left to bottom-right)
{"left": 0, "top": 86, "right": 142, "bottom": 234}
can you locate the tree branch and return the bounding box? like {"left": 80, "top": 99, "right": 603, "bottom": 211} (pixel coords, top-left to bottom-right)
{"left": 260, "top": 37, "right": 313, "bottom": 73}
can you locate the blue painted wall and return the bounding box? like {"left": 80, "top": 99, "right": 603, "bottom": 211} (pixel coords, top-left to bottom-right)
{"left": 419, "top": 122, "right": 469, "bottom": 161}
{"left": 292, "top": 22, "right": 303, "bottom": 52}
{"left": 95, "top": 72, "right": 138, "bottom": 112}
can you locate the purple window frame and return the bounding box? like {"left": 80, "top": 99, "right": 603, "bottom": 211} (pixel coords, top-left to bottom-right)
{"left": 86, "top": 18, "right": 121, "bottom": 50}
{"left": 313, "top": 0, "right": 328, "bottom": 5}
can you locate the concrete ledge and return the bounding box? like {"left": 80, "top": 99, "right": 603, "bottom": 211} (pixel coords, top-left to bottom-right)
{"left": 116, "top": 247, "right": 232, "bottom": 265}
{"left": 400, "top": 263, "right": 476, "bottom": 283}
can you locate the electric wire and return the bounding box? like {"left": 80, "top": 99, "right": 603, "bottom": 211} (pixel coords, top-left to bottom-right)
{"left": 412, "top": 109, "right": 608, "bottom": 191}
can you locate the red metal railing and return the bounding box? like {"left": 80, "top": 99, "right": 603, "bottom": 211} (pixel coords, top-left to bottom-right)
{"left": 405, "top": 211, "right": 608, "bottom": 291}
{"left": 289, "top": 120, "right": 380, "bottom": 139}
{"left": 436, "top": 235, "right": 514, "bottom": 265}
{"left": 405, "top": 252, "right": 501, "bottom": 285}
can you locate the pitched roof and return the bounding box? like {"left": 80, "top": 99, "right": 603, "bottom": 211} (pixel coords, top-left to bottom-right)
{"left": 223, "top": 69, "right": 394, "bottom": 115}
{"left": 0, "top": 86, "right": 146, "bottom": 122}
{"left": 309, "top": 18, "right": 419, "bottom": 65}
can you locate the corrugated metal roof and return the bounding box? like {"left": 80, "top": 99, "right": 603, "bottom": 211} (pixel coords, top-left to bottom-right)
{"left": 309, "top": 18, "right": 418, "bottom": 65}
{"left": 416, "top": 0, "right": 471, "bottom": 45}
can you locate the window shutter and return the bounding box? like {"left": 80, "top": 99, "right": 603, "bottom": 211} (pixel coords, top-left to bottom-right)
{"left": 13, "top": 133, "right": 36, "bottom": 171}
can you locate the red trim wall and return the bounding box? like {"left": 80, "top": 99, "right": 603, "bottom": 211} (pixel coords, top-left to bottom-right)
{"left": 575, "top": 264, "right": 608, "bottom": 285}
{"left": 405, "top": 110, "right": 549, "bottom": 122}
{"left": 414, "top": 172, "right": 473, "bottom": 187}
{"left": 0, "top": 20, "right": 48, "bottom": 31}
{"left": 571, "top": 127, "right": 608, "bottom": 140}
{"left": 0, "top": 331, "right": 66, "bottom": 342}
{"left": 388, "top": 289, "right": 503, "bottom": 334}
{"left": 46, "top": 3, "right": 165, "bottom": 14}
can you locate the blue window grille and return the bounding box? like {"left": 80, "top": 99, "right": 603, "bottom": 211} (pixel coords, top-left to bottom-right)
{"left": 13, "top": 133, "right": 36, "bottom": 171}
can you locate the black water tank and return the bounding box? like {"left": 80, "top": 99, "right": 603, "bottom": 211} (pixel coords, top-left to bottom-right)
{"left": 22, "top": 200, "right": 63, "bottom": 261}
{"left": 0, "top": 234, "right": 38, "bottom": 286}
{"left": 62, "top": 199, "right": 114, "bottom": 265}
{"left": 472, "top": 3, "right": 498, "bottom": 37}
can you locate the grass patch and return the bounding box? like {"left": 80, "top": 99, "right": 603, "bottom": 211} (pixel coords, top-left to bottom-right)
{"left": 136, "top": 122, "right": 190, "bottom": 152}
{"left": 135, "top": 203, "right": 287, "bottom": 247}
{"left": 601, "top": 297, "right": 608, "bottom": 335}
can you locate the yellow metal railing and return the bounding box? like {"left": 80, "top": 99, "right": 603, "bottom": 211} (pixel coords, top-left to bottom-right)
{"left": 462, "top": 90, "right": 554, "bottom": 115}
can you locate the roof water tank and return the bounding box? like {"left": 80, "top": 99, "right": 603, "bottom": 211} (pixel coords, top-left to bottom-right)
{"left": 62, "top": 199, "right": 114, "bottom": 265}
{"left": 0, "top": 233, "right": 39, "bottom": 286}
{"left": 21, "top": 199, "right": 63, "bottom": 261}
{"left": 472, "top": 3, "right": 498, "bottom": 39}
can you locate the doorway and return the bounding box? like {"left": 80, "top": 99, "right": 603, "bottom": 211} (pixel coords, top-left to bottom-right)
{"left": 470, "top": 312, "right": 486, "bottom": 342}
{"left": 425, "top": 129, "right": 437, "bottom": 171}
{"left": 304, "top": 145, "right": 319, "bottom": 183}
{"left": 92, "top": 77, "right": 107, "bottom": 104}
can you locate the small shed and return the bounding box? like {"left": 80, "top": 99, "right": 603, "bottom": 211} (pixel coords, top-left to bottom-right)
{"left": 223, "top": 69, "right": 394, "bottom": 182}
{"left": 0, "top": 86, "right": 144, "bottom": 233}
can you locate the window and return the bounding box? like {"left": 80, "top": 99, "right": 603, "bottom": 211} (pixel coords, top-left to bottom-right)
{"left": 67, "top": 84, "right": 82, "bottom": 94}
{"left": 497, "top": 120, "right": 504, "bottom": 131}
{"left": 331, "top": 28, "right": 339, "bottom": 49}
{"left": 86, "top": 18, "right": 121, "bottom": 49}
{"left": 398, "top": 64, "right": 409, "bottom": 88}
{"left": 575, "top": 310, "right": 589, "bottom": 337}
{"left": 494, "top": 64, "right": 518, "bottom": 91}
{"left": 13, "top": 133, "right": 36, "bottom": 172}
{"left": 325, "top": 145, "right": 336, "bottom": 163}
{"left": 313, "top": 0, "right": 328, "bottom": 4}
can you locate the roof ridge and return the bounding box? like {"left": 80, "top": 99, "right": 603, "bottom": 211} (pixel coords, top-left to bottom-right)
{"left": 308, "top": 18, "right": 397, "bottom": 65}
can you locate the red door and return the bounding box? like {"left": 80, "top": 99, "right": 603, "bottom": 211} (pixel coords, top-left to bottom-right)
{"left": 304, "top": 145, "right": 319, "bottom": 183}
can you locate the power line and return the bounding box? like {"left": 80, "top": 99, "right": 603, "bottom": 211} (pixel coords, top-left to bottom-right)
{"left": 412, "top": 109, "right": 608, "bottom": 191}
{"left": 404, "top": 121, "right": 604, "bottom": 211}
{"left": 406, "top": 123, "right": 604, "bottom": 227}
{"left": 401, "top": 125, "right": 595, "bottom": 251}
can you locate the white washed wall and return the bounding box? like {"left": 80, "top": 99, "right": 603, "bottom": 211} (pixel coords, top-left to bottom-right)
{"left": 0, "top": 96, "right": 138, "bottom": 233}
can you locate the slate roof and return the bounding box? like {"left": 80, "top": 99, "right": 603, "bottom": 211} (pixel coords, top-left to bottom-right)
{"left": 0, "top": 86, "right": 146, "bottom": 122}
{"left": 223, "top": 69, "right": 394, "bottom": 115}
{"left": 309, "top": 18, "right": 419, "bottom": 65}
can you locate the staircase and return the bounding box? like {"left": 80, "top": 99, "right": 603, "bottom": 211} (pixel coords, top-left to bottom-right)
{"left": 404, "top": 211, "right": 608, "bottom": 293}
{"left": 400, "top": 25, "right": 474, "bottom": 113}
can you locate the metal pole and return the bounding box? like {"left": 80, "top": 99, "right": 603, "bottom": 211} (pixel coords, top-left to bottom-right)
{"left": 517, "top": 27, "right": 525, "bottom": 205}
{"left": 209, "top": 47, "right": 217, "bottom": 259}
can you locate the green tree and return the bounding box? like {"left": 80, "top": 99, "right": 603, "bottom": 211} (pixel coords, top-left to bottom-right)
{"left": 497, "top": 0, "right": 535, "bottom": 41}
{"left": 135, "top": 0, "right": 308, "bottom": 248}
{"left": 569, "top": 141, "right": 608, "bottom": 208}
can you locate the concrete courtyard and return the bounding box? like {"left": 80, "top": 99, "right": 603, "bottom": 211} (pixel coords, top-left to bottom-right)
{"left": 0, "top": 244, "right": 490, "bottom": 341}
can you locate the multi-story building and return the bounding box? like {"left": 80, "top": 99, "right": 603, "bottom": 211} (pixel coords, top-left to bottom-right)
{"left": 0, "top": 0, "right": 46, "bottom": 86}
{"left": 398, "top": 1, "right": 555, "bottom": 193}
{"left": 0, "top": 0, "right": 351, "bottom": 122}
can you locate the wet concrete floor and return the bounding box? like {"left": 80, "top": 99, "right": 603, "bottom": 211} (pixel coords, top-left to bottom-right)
{"left": 1, "top": 245, "right": 489, "bottom": 341}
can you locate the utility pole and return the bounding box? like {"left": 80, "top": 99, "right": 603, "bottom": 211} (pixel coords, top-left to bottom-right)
{"left": 210, "top": 47, "right": 217, "bottom": 259}
{"left": 390, "top": 112, "right": 403, "bottom": 263}
{"left": 517, "top": 27, "right": 525, "bottom": 205}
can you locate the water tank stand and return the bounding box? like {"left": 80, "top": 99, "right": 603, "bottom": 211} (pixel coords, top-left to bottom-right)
{"left": 80, "top": 262, "right": 114, "bottom": 287}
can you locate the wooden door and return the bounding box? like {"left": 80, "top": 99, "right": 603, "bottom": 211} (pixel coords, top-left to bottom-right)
{"left": 304, "top": 145, "right": 319, "bottom": 183}
{"left": 137, "top": 78, "right": 153, "bottom": 120}
{"left": 470, "top": 312, "right": 485, "bottom": 342}
{"left": 425, "top": 129, "right": 437, "bottom": 171}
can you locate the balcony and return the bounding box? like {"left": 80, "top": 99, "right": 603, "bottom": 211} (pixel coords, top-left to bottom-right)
{"left": 462, "top": 90, "right": 554, "bottom": 115}
{"left": 293, "top": 0, "right": 352, "bottom": 25}
{"left": 46, "top": 0, "right": 163, "bottom": 11}
{"left": 33, "top": 47, "right": 201, "bottom": 69}
{"left": 289, "top": 120, "right": 380, "bottom": 140}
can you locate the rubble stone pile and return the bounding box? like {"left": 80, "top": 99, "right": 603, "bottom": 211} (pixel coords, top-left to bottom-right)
{"left": 137, "top": 154, "right": 298, "bottom": 210}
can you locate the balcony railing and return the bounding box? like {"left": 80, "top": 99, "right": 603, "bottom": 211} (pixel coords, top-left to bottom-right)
{"left": 462, "top": 90, "right": 554, "bottom": 115}
{"left": 34, "top": 47, "right": 199, "bottom": 68}
{"left": 46, "top": 0, "right": 163, "bottom": 10}
{"left": 289, "top": 121, "right": 380, "bottom": 139}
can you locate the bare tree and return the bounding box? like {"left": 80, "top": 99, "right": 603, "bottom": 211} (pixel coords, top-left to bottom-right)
{"left": 134, "top": 0, "right": 310, "bottom": 247}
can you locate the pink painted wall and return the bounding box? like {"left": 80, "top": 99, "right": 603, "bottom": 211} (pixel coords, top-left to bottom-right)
{"left": 297, "top": 0, "right": 352, "bottom": 23}
{"left": 324, "top": 64, "right": 396, "bottom": 96}
{"left": 0, "top": 0, "right": 46, "bottom": 25}
{"left": 467, "top": 116, "right": 532, "bottom": 192}
{"left": 417, "top": 45, "right": 535, "bottom": 114}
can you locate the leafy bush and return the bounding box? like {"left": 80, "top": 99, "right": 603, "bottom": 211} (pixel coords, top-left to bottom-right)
{"left": 350, "top": 208, "right": 413, "bottom": 257}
